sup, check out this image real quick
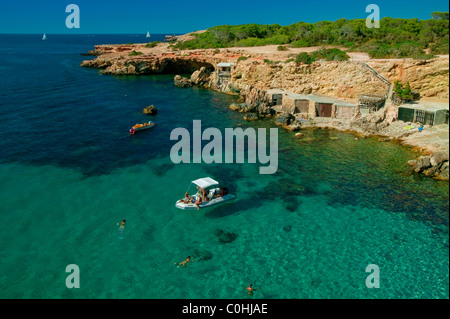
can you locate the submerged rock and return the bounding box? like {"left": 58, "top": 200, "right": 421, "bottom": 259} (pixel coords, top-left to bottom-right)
{"left": 191, "top": 249, "right": 213, "bottom": 262}
{"left": 214, "top": 229, "right": 238, "bottom": 244}
{"left": 243, "top": 113, "right": 258, "bottom": 121}
{"left": 283, "top": 225, "right": 292, "bottom": 232}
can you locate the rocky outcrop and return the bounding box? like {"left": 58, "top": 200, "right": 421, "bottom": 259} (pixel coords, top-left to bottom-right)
{"left": 174, "top": 75, "right": 192, "bottom": 87}
{"left": 143, "top": 105, "right": 158, "bottom": 115}
{"left": 407, "top": 149, "right": 449, "bottom": 180}
{"left": 275, "top": 113, "right": 295, "bottom": 126}
{"left": 81, "top": 43, "right": 449, "bottom": 100}
{"left": 190, "top": 67, "right": 212, "bottom": 86}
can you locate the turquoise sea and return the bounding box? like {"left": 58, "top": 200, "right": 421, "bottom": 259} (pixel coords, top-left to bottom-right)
{"left": 0, "top": 34, "right": 448, "bottom": 299}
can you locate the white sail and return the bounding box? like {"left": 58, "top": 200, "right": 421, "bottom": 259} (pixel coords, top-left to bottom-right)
{"left": 146, "top": 31, "right": 151, "bottom": 38}
{"left": 42, "top": 33, "right": 47, "bottom": 40}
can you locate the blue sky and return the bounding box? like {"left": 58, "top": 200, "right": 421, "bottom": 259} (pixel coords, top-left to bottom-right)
{"left": 0, "top": 0, "right": 448, "bottom": 34}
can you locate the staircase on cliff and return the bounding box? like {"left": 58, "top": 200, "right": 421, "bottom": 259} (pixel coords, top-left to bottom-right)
{"left": 359, "top": 62, "right": 392, "bottom": 100}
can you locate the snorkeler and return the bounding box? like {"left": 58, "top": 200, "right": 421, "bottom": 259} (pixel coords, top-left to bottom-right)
{"left": 117, "top": 219, "right": 126, "bottom": 230}
{"left": 246, "top": 284, "right": 259, "bottom": 297}
{"left": 175, "top": 256, "right": 195, "bottom": 268}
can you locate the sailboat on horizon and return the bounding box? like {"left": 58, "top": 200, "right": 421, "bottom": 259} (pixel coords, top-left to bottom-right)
{"left": 146, "top": 31, "right": 151, "bottom": 38}
{"left": 42, "top": 33, "right": 47, "bottom": 40}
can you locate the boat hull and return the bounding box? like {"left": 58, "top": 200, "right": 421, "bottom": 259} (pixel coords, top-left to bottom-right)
{"left": 175, "top": 194, "right": 235, "bottom": 210}
{"left": 134, "top": 125, "right": 154, "bottom": 131}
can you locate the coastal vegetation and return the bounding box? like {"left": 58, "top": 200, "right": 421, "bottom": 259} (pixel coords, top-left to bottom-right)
{"left": 146, "top": 41, "right": 161, "bottom": 48}
{"left": 171, "top": 12, "right": 449, "bottom": 59}
{"left": 129, "top": 50, "right": 143, "bottom": 56}
{"left": 294, "top": 48, "right": 349, "bottom": 64}
{"left": 392, "top": 80, "right": 419, "bottom": 104}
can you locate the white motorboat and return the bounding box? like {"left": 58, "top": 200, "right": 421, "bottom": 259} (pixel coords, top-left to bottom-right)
{"left": 175, "top": 177, "right": 235, "bottom": 210}
{"left": 129, "top": 121, "right": 155, "bottom": 134}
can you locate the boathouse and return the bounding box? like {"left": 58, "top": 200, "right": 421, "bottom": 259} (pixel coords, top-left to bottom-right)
{"left": 282, "top": 92, "right": 313, "bottom": 115}
{"left": 217, "top": 62, "right": 234, "bottom": 85}
{"left": 358, "top": 93, "right": 386, "bottom": 115}
{"left": 307, "top": 94, "right": 339, "bottom": 117}
{"left": 333, "top": 101, "right": 357, "bottom": 119}
{"left": 398, "top": 103, "right": 449, "bottom": 126}
{"left": 266, "top": 89, "right": 286, "bottom": 106}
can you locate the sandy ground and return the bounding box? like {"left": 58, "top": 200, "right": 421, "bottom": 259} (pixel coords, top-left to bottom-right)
{"left": 118, "top": 40, "right": 449, "bottom": 66}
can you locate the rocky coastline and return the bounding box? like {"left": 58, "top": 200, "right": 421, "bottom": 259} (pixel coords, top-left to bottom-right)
{"left": 81, "top": 42, "right": 449, "bottom": 180}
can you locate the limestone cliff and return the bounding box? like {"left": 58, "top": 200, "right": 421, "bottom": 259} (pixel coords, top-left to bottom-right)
{"left": 81, "top": 44, "right": 448, "bottom": 100}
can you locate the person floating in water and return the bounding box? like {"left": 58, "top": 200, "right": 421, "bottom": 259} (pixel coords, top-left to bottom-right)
{"left": 175, "top": 256, "right": 194, "bottom": 268}
{"left": 246, "top": 284, "right": 259, "bottom": 297}
{"left": 117, "top": 219, "right": 126, "bottom": 232}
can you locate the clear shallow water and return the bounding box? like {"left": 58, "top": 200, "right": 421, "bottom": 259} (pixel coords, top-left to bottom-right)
{"left": 0, "top": 35, "right": 448, "bottom": 299}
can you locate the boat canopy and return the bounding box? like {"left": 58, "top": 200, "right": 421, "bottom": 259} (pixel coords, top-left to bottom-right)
{"left": 192, "top": 177, "right": 219, "bottom": 189}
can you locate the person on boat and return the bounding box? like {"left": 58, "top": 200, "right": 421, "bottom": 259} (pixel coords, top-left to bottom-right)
{"left": 215, "top": 188, "right": 224, "bottom": 198}
{"left": 117, "top": 219, "right": 126, "bottom": 230}
{"left": 201, "top": 187, "right": 208, "bottom": 202}
{"left": 194, "top": 195, "right": 202, "bottom": 210}
{"left": 175, "top": 256, "right": 194, "bottom": 268}
{"left": 181, "top": 192, "right": 192, "bottom": 204}
{"left": 246, "top": 284, "right": 259, "bottom": 297}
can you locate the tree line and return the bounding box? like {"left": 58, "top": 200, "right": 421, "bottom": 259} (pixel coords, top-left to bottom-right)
{"left": 171, "top": 12, "right": 449, "bottom": 59}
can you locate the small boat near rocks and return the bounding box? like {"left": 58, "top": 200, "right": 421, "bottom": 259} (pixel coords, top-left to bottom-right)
{"left": 129, "top": 121, "right": 155, "bottom": 134}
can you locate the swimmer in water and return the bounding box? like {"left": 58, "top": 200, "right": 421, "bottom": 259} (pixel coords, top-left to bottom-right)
{"left": 175, "top": 256, "right": 194, "bottom": 268}
{"left": 246, "top": 284, "right": 259, "bottom": 297}
{"left": 117, "top": 219, "right": 126, "bottom": 230}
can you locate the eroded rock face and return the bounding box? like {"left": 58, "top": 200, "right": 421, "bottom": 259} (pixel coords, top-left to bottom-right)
{"left": 190, "top": 67, "right": 212, "bottom": 86}
{"left": 407, "top": 149, "right": 449, "bottom": 180}
{"left": 82, "top": 43, "right": 448, "bottom": 100}
{"left": 174, "top": 75, "right": 192, "bottom": 87}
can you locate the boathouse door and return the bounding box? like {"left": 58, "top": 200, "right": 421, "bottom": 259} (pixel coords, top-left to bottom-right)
{"left": 317, "top": 103, "right": 332, "bottom": 117}
{"left": 295, "top": 100, "right": 309, "bottom": 113}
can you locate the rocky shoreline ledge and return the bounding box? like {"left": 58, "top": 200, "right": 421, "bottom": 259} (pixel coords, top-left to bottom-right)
{"left": 81, "top": 42, "right": 449, "bottom": 180}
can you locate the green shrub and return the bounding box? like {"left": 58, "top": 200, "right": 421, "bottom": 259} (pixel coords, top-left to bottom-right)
{"left": 430, "top": 35, "right": 449, "bottom": 54}
{"left": 311, "top": 48, "right": 349, "bottom": 61}
{"left": 284, "top": 58, "right": 294, "bottom": 63}
{"left": 295, "top": 52, "right": 315, "bottom": 64}
{"left": 129, "top": 50, "right": 143, "bottom": 56}
{"left": 146, "top": 41, "right": 161, "bottom": 48}
{"left": 237, "top": 56, "right": 248, "bottom": 61}
{"left": 393, "top": 80, "right": 415, "bottom": 101}
{"left": 277, "top": 45, "right": 288, "bottom": 51}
